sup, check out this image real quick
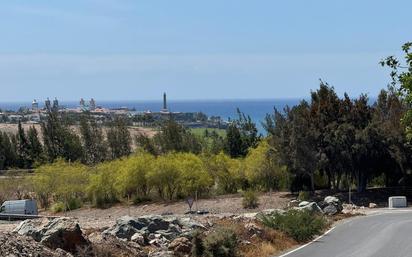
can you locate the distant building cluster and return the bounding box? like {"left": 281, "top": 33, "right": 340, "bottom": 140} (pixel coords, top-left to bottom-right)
{"left": 0, "top": 93, "right": 227, "bottom": 129}
{"left": 80, "top": 98, "right": 96, "bottom": 111}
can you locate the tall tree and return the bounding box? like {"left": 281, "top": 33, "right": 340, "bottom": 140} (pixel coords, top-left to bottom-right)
{"left": 224, "top": 109, "right": 260, "bottom": 158}
{"left": 265, "top": 101, "right": 317, "bottom": 191}
{"left": 107, "top": 117, "right": 132, "bottom": 159}
{"left": 80, "top": 114, "right": 107, "bottom": 165}
{"left": 16, "top": 121, "right": 30, "bottom": 168}
{"left": 26, "top": 126, "right": 44, "bottom": 166}
{"left": 145, "top": 119, "right": 202, "bottom": 154}
{"left": 41, "top": 109, "right": 83, "bottom": 162}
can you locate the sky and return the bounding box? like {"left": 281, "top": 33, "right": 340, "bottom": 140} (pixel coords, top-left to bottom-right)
{"left": 0, "top": 0, "right": 410, "bottom": 102}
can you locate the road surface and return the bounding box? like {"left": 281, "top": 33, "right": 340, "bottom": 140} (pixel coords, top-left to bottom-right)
{"left": 279, "top": 210, "right": 412, "bottom": 257}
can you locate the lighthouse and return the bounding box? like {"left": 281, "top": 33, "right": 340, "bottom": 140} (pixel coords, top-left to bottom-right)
{"left": 161, "top": 92, "right": 168, "bottom": 112}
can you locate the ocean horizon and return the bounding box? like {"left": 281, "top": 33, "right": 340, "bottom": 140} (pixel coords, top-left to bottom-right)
{"left": 0, "top": 99, "right": 306, "bottom": 133}
{"left": 0, "top": 97, "right": 377, "bottom": 133}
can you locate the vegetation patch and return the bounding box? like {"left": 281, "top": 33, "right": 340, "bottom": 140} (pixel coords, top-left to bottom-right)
{"left": 242, "top": 190, "right": 259, "bottom": 209}
{"left": 259, "top": 209, "right": 327, "bottom": 243}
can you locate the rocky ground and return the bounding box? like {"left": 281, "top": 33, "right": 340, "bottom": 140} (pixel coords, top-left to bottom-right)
{"left": 0, "top": 194, "right": 379, "bottom": 257}
{"left": 41, "top": 192, "right": 292, "bottom": 230}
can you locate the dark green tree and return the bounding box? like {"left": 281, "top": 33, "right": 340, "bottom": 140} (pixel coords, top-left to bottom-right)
{"left": 153, "top": 119, "right": 202, "bottom": 154}
{"left": 41, "top": 109, "right": 83, "bottom": 162}
{"left": 80, "top": 114, "right": 108, "bottom": 165}
{"left": 15, "top": 121, "right": 30, "bottom": 168}
{"left": 107, "top": 117, "right": 132, "bottom": 159}
{"left": 26, "top": 126, "right": 44, "bottom": 166}
{"left": 224, "top": 109, "right": 260, "bottom": 158}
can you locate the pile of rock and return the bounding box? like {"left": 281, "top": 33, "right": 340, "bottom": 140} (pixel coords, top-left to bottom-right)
{"left": 0, "top": 231, "right": 72, "bottom": 257}
{"left": 6, "top": 215, "right": 208, "bottom": 257}
{"left": 103, "top": 215, "right": 205, "bottom": 256}
{"left": 319, "top": 196, "right": 343, "bottom": 216}
{"left": 288, "top": 195, "right": 343, "bottom": 216}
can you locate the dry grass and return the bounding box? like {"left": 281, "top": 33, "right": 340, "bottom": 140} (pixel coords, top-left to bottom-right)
{"left": 213, "top": 218, "right": 298, "bottom": 257}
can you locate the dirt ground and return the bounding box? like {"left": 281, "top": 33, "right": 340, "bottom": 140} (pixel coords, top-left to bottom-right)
{"left": 0, "top": 192, "right": 292, "bottom": 232}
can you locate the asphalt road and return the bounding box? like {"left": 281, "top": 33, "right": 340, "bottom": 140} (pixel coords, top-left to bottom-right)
{"left": 279, "top": 211, "right": 412, "bottom": 257}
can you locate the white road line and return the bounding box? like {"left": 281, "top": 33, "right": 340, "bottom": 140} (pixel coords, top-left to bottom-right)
{"left": 277, "top": 226, "right": 337, "bottom": 257}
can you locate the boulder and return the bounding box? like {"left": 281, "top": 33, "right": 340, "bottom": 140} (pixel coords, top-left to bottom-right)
{"left": 298, "top": 201, "right": 311, "bottom": 207}
{"left": 296, "top": 202, "right": 323, "bottom": 214}
{"left": 168, "top": 237, "right": 192, "bottom": 254}
{"left": 147, "top": 218, "right": 171, "bottom": 233}
{"left": 324, "top": 196, "right": 340, "bottom": 205}
{"left": 369, "top": 203, "right": 378, "bottom": 208}
{"left": 323, "top": 205, "right": 338, "bottom": 216}
{"left": 13, "top": 218, "right": 89, "bottom": 253}
{"left": 103, "top": 216, "right": 150, "bottom": 240}
{"left": 323, "top": 196, "right": 343, "bottom": 213}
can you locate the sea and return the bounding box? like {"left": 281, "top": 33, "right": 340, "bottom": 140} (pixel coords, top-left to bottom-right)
{"left": 0, "top": 99, "right": 303, "bottom": 133}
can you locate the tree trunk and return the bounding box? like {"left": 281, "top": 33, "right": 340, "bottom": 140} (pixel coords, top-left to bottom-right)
{"left": 310, "top": 172, "right": 315, "bottom": 192}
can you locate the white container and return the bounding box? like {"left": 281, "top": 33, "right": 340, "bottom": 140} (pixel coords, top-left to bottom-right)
{"left": 388, "top": 196, "right": 407, "bottom": 208}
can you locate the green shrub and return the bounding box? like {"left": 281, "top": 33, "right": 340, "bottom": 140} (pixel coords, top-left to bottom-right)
{"left": 242, "top": 190, "right": 259, "bottom": 209}
{"left": 259, "top": 209, "right": 327, "bottom": 242}
{"left": 66, "top": 198, "right": 82, "bottom": 211}
{"left": 297, "top": 191, "right": 310, "bottom": 201}
{"left": 203, "top": 228, "right": 238, "bottom": 257}
{"left": 132, "top": 195, "right": 151, "bottom": 205}
{"left": 51, "top": 202, "right": 65, "bottom": 213}
{"left": 51, "top": 198, "right": 82, "bottom": 213}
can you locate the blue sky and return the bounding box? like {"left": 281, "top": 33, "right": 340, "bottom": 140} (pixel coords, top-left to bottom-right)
{"left": 0, "top": 0, "right": 410, "bottom": 101}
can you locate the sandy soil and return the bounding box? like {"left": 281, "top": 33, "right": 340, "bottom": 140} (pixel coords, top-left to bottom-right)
{"left": 0, "top": 192, "right": 288, "bottom": 231}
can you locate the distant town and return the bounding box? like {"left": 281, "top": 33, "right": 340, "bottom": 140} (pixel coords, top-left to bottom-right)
{"left": 0, "top": 93, "right": 228, "bottom": 129}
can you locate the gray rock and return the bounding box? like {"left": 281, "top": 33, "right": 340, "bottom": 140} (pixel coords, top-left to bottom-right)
{"left": 295, "top": 202, "right": 323, "bottom": 214}
{"left": 298, "top": 201, "right": 311, "bottom": 207}
{"left": 13, "top": 218, "right": 89, "bottom": 253}
{"left": 323, "top": 204, "right": 338, "bottom": 215}
{"left": 149, "top": 251, "right": 174, "bottom": 257}
{"left": 131, "top": 233, "right": 145, "bottom": 245}
{"left": 147, "top": 218, "right": 171, "bottom": 233}
{"left": 323, "top": 196, "right": 343, "bottom": 213}
{"left": 149, "top": 237, "right": 170, "bottom": 248}
{"left": 178, "top": 217, "right": 206, "bottom": 230}
{"left": 324, "top": 196, "right": 340, "bottom": 205}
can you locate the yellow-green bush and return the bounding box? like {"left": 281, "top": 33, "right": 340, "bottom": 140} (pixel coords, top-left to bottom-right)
{"left": 205, "top": 152, "right": 245, "bottom": 194}
{"left": 29, "top": 147, "right": 291, "bottom": 209}
{"left": 244, "top": 140, "right": 289, "bottom": 191}
{"left": 31, "top": 159, "right": 89, "bottom": 209}
{"left": 115, "top": 152, "right": 154, "bottom": 199}
{"left": 87, "top": 160, "right": 120, "bottom": 207}
{"left": 177, "top": 153, "right": 213, "bottom": 198}
{"left": 146, "top": 153, "right": 182, "bottom": 200}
